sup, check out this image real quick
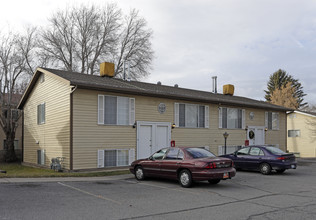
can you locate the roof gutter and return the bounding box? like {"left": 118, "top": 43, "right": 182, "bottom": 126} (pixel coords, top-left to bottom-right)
{"left": 73, "top": 84, "right": 291, "bottom": 112}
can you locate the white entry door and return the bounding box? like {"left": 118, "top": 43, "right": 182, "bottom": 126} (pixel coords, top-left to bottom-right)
{"left": 137, "top": 121, "right": 171, "bottom": 159}
{"left": 247, "top": 126, "right": 265, "bottom": 145}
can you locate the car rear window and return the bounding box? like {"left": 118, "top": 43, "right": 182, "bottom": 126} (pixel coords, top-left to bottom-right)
{"left": 265, "top": 146, "right": 286, "bottom": 155}
{"left": 186, "top": 148, "right": 216, "bottom": 158}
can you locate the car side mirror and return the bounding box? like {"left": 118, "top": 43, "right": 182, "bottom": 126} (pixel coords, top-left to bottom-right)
{"left": 234, "top": 152, "right": 237, "bottom": 157}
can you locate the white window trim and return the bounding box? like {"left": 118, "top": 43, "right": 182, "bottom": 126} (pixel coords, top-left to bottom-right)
{"left": 174, "top": 102, "right": 209, "bottom": 128}
{"left": 219, "top": 107, "right": 245, "bottom": 129}
{"left": 174, "top": 103, "right": 179, "bottom": 127}
{"left": 37, "top": 102, "right": 46, "bottom": 125}
{"left": 265, "top": 112, "right": 280, "bottom": 130}
{"left": 97, "top": 148, "right": 135, "bottom": 168}
{"left": 98, "top": 95, "right": 135, "bottom": 126}
{"left": 37, "top": 149, "right": 45, "bottom": 165}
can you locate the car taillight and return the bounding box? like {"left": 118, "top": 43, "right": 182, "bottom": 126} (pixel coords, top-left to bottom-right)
{"left": 205, "top": 162, "right": 217, "bottom": 169}
{"left": 277, "top": 157, "right": 286, "bottom": 160}
{"left": 231, "top": 161, "right": 234, "bottom": 167}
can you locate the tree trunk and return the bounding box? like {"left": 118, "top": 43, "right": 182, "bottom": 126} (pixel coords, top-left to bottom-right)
{"left": 4, "top": 132, "right": 17, "bottom": 162}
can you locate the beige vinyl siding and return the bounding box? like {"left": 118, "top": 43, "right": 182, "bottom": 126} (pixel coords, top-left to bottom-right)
{"left": 287, "top": 113, "right": 316, "bottom": 157}
{"left": 73, "top": 89, "right": 288, "bottom": 170}
{"left": 265, "top": 112, "right": 286, "bottom": 151}
{"left": 172, "top": 105, "right": 286, "bottom": 153}
{"left": 73, "top": 90, "right": 136, "bottom": 169}
{"left": 23, "top": 72, "right": 71, "bottom": 169}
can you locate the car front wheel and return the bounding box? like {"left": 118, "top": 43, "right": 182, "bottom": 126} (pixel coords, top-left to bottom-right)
{"left": 179, "top": 169, "right": 193, "bottom": 188}
{"left": 135, "top": 166, "right": 145, "bottom": 180}
{"left": 260, "top": 163, "right": 271, "bottom": 175}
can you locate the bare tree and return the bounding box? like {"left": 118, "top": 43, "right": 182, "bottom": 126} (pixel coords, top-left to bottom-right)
{"left": 301, "top": 104, "right": 316, "bottom": 112}
{"left": 38, "top": 4, "right": 154, "bottom": 79}
{"left": 114, "top": 9, "right": 154, "bottom": 80}
{"left": 0, "top": 28, "right": 37, "bottom": 162}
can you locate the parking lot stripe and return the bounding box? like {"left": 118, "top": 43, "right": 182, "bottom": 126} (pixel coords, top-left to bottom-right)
{"left": 126, "top": 180, "right": 200, "bottom": 196}
{"left": 58, "top": 182, "right": 122, "bottom": 205}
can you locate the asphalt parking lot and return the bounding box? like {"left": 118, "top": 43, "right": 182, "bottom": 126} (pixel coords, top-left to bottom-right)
{"left": 1, "top": 160, "right": 316, "bottom": 220}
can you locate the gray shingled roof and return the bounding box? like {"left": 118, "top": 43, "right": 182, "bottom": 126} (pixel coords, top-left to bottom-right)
{"left": 19, "top": 67, "right": 291, "bottom": 111}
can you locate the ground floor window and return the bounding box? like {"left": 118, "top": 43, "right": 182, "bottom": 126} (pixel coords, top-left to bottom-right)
{"left": 3, "top": 140, "right": 19, "bottom": 150}
{"left": 218, "top": 145, "right": 243, "bottom": 155}
{"left": 37, "top": 149, "right": 45, "bottom": 165}
{"left": 98, "top": 148, "right": 135, "bottom": 168}
{"left": 288, "top": 130, "right": 300, "bottom": 137}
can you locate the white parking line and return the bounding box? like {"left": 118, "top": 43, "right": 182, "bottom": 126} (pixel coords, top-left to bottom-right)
{"left": 125, "top": 180, "right": 200, "bottom": 196}
{"left": 58, "top": 182, "right": 122, "bottom": 205}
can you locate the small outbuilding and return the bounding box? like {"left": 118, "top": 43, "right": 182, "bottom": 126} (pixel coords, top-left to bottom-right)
{"left": 287, "top": 110, "right": 316, "bottom": 157}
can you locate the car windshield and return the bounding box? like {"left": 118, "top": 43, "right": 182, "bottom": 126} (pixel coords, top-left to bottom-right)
{"left": 265, "top": 146, "right": 286, "bottom": 155}
{"left": 186, "top": 148, "right": 216, "bottom": 158}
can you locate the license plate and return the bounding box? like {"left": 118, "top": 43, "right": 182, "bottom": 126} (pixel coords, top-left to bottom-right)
{"left": 223, "top": 172, "right": 229, "bottom": 179}
{"left": 291, "top": 164, "right": 296, "bottom": 169}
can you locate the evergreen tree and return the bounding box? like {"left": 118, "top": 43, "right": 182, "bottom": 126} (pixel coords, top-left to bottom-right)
{"left": 264, "top": 69, "right": 307, "bottom": 109}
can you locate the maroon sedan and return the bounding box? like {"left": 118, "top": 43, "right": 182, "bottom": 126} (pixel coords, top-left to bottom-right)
{"left": 129, "top": 147, "right": 236, "bottom": 187}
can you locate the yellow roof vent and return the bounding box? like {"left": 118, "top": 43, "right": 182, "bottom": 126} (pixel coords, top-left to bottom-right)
{"left": 223, "top": 84, "right": 234, "bottom": 96}
{"left": 100, "top": 62, "right": 115, "bottom": 77}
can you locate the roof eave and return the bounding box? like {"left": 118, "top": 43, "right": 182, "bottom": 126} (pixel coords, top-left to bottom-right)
{"left": 73, "top": 84, "right": 290, "bottom": 112}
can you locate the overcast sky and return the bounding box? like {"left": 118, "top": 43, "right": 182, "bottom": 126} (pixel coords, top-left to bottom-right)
{"left": 1, "top": 0, "right": 316, "bottom": 105}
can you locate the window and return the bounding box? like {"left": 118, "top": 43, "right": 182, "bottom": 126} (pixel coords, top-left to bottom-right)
{"left": 2, "top": 109, "right": 18, "bottom": 120}
{"left": 40, "top": 74, "right": 45, "bottom": 83}
{"left": 186, "top": 148, "right": 216, "bottom": 158}
{"left": 265, "top": 112, "right": 279, "bottom": 130}
{"left": 98, "top": 95, "right": 135, "bottom": 125}
{"left": 219, "top": 107, "right": 245, "bottom": 129}
{"left": 249, "top": 147, "right": 264, "bottom": 156}
{"left": 174, "top": 103, "right": 209, "bottom": 128}
{"left": 105, "top": 149, "right": 129, "bottom": 167}
{"left": 98, "top": 149, "right": 134, "bottom": 168}
{"left": 37, "top": 149, "right": 45, "bottom": 165}
{"left": 236, "top": 147, "right": 250, "bottom": 155}
{"left": 218, "top": 145, "right": 242, "bottom": 155}
{"left": 165, "top": 148, "right": 181, "bottom": 160}
{"left": 3, "top": 140, "right": 19, "bottom": 150}
{"left": 265, "top": 146, "right": 286, "bottom": 155}
{"left": 152, "top": 148, "right": 168, "bottom": 160}
{"left": 37, "top": 103, "right": 45, "bottom": 124}
{"left": 288, "top": 130, "right": 300, "bottom": 137}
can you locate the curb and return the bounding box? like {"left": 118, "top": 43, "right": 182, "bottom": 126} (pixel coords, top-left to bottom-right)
{"left": 0, "top": 174, "right": 134, "bottom": 183}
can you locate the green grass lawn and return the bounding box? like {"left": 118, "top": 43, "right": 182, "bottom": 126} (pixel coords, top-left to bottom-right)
{"left": 0, "top": 163, "right": 130, "bottom": 178}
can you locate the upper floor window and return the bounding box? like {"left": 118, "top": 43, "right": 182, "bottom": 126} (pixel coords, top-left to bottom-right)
{"left": 288, "top": 130, "right": 300, "bottom": 137}
{"left": 37, "top": 103, "right": 45, "bottom": 124}
{"left": 98, "top": 95, "right": 135, "bottom": 125}
{"left": 39, "top": 74, "right": 45, "bottom": 83}
{"left": 174, "top": 103, "right": 209, "bottom": 128}
{"left": 265, "top": 112, "right": 279, "bottom": 130}
{"left": 219, "top": 107, "right": 245, "bottom": 129}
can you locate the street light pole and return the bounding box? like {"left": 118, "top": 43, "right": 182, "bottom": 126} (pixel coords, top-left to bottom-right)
{"left": 223, "top": 132, "right": 229, "bottom": 155}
